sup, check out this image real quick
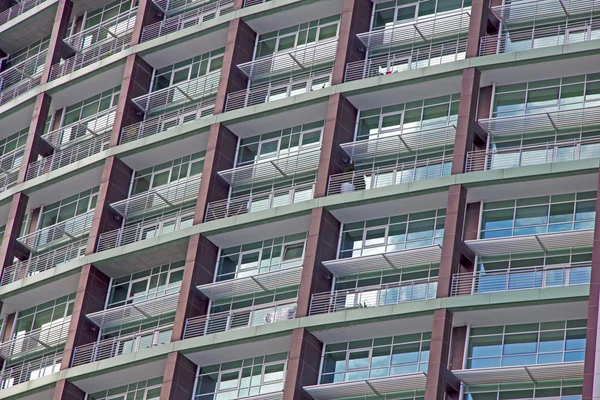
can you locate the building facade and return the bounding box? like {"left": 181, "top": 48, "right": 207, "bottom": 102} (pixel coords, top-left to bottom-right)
{"left": 0, "top": 0, "right": 597, "bottom": 399}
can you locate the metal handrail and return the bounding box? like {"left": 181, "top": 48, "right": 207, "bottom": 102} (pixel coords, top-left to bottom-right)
{"left": 225, "top": 67, "right": 333, "bottom": 111}
{"left": 491, "top": 0, "right": 600, "bottom": 26}
{"left": 132, "top": 70, "right": 221, "bottom": 114}
{"left": 71, "top": 324, "right": 173, "bottom": 367}
{"left": 183, "top": 299, "right": 297, "bottom": 339}
{"left": 0, "top": 317, "right": 71, "bottom": 360}
{"left": 479, "top": 17, "right": 599, "bottom": 56}
{"left": 63, "top": 8, "right": 137, "bottom": 52}
{"left": 1, "top": 239, "right": 86, "bottom": 286}
{"left": 0, "top": 169, "right": 19, "bottom": 194}
{"left": 96, "top": 206, "right": 196, "bottom": 252}
{"left": 120, "top": 98, "right": 215, "bottom": 144}
{"left": 205, "top": 181, "right": 315, "bottom": 222}
{"left": 26, "top": 131, "right": 110, "bottom": 180}
{"left": 0, "top": 0, "right": 46, "bottom": 26}
{"left": 465, "top": 137, "right": 600, "bottom": 172}
{"left": 345, "top": 39, "right": 466, "bottom": 82}
{"left": 154, "top": 0, "right": 216, "bottom": 15}
{"left": 327, "top": 156, "right": 452, "bottom": 196}
{"left": 243, "top": 0, "right": 269, "bottom": 7}
{"left": 309, "top": 278, "right": 438, "bottom": 315}
{"left": 0, "top": 146, "right": 24, "bottom": 174}
{"left": 17, "top": 210, "right": 95, "bottom": 251}
{"left": 0, "top": 50, "right": 46, "bottom": 106}
{"left": 141, "top": 0, "right": 234, "bottom": 42}
{"left": 450, "top": 263, "right": 592, "bottom": 296}
{"left": 42, "top": 106, "right": 116, "bottom": 149}
{"left": 48, "top": 31, "right": 133, "bottom": 81}
{"left": 0, "top": 350, "right": 62, "bottom": 389}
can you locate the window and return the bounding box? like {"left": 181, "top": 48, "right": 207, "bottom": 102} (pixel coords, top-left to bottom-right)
{"left": 13, "top": 294, "right": 76, "bottom": 339}
{"left": 4, "top": 35, "right": 50, "bottom": 69}
{"left": 195, "top": 353, "right": 288, "bottom": 400}
{"left": 320, "top": 332, "right": 431, "bottom": 384}
{"left": 465, "top": 379, "right": 582, "bottom": 400}
{"left": 38, "top": 187, "right": 99, "bottom": 230}
{"left": 480, "top": 192, "right": 596, "bottom": 239}
{"left": 467, "top": 320, "right": 586, "bottom": 369}
{"left": 151, "top": 48, "right": 225, "bottom": 92}
{"left": 77, "top": 0, "right": 138, "bottom": 50}
{"left": 0, "top": 127, "right": 28, "bottom": 171}
{"left": 131, "top": 151, "right": 205, "bottom": 195}
{"left": 339, "top": 210, "right": 445, "bottom": 259}
{"left": 88, "top": 377, "right": 163, "bottom": 400}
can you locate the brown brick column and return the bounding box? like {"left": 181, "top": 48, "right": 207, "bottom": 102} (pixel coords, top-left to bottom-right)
{"left": 314, "top": 94, "right": 357, "bottom": 198}
{"left": 0, "top": 193, "right": 30, "bottom": 283}
{"left": 582, "top": 170, "right": 600, "bottom": 400}
{"left": 331, "top": 0, "right": 372, "bottom": 85}
{"left": 159, "top": 352, "right": 198, "bottom": 399}
{"left": 170, "top": 234, "right": 218, "bottom": 341}
{"left": 296, "top": 208, "right": 340, "bottom": 318}
{"left": 60, "top": 264, "right": 110, "bottom": 369}
{"left": 40, "top": 0, "right": 74, "bottom": 84}
{"left": 449, "top": 326, "right": 467, "bottom": 371}
{"left": 53, "top": 379, "right": 85, "bottom": 400}
{"left": 233, "top": 0, "right": 244, "bottom": 10}
{"left": 110, "top": 55, "right": 154, "bottom": 147}
{"left": 131, "top": 0, "right": 164, "bottom": 46}
{"left": 466, "top": 0, "right": 497, "bottom": 59}
{"left": 424, "top": 309, "right": 459, "bottom": 400}
{"left": 282, "top": 328, "right": 323, "bottom": 400}
{"left": 214, "top": 19, "right": 256, "bottom": 114}
{"left": 85, "top": 156, "right": 133, "bottom": 255}
{"left": 194, "top": 124, "right": 237, "bottom": 224}
{"left": 17, "top": 93, "right": 54, "bottom": 184}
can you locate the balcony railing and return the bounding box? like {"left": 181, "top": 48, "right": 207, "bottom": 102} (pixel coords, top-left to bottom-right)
{"left": 48, "top": 31, "right": 133, "bottom": 81}
{"left": 120, "top": 98, "right": 215, "bottom": 144}
{"left": 309, "top": 278, "right": 438, "bottom": 315}
{"left": 71, "top": 324, "right": 172, "bottom": 367}
{"left": 0, "top": 50, "right": 46, "bottom": 105}
{"left": 345, "top": 40, "right": 466, "bottom": 82}
{"left": 132, "top": 71, "right": 220, "bottom": 114}
{"left": 243, "top": 0, "right": 269, "bottom": 7}
{"left": 225, "top": 68, "right": 332, "bottom": 111}
{"left": 205, "top": 181, "right": 315, "bottom": 222}
{"left": 26, "top": 131, "right": 110, "bottom": 180}
{"left": 479, "top": 17, "right": 599, "bottom": 56}
{"left": 0, "top": 317, "right": 71, "bottom": 360}
{"left": 465, "top": 137, "right": 600, "bottom": 172}
{"left": 0, "top": 146, "right": 24, "bottom": 174}
{"left": 111, "top": 175, "right": 201, "bottom": 220}
{"left": 0, "top": 351, "right": 62, "bottom": 389}
{"left": 327, "top": 156, "right": 452, "bottom": 196}
{"left": 0, "top": 238, "right": 86, "bottom": 286}
{"left": 63, "top": 8, "right": 137, "bottom": 52}
{"left": 450, "top": 263, "right": 592, "bottom": 297}
{"left": 490, "top": 0, "right": 600, "bottom": 27}
{"left": 141, "top": 0, "right": 234, "bottom": 42}
{"left": 0, "top": 168, "right": 18, "bottom": 194}
{"left": 183, "top": 300, "right": 297, "bottom": 339}
{"left": 96, "top": 207, "right": 195, "bottom": 252}
{"left": 0, "top": 0, "right": 46, "bottom": 26}
{"left": 42, "top": 106, "right": 116, "bottom": 148}
{"left": 17, "top": 210, "right": 94, "bottom": 252}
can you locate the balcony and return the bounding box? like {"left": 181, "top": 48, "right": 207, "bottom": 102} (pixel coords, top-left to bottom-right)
{"left": 48, "top": 9, "right": 137, "bottom": 81}
{"left": 183, "top": 299, "right": 297, "bottom": 339}
{"left": 0, "top": 238, "right": 86, "bottom": 286}
{"left": 465, "top": 229, "right": 594, "bottom": 256}
{"left": 197, "top": 265, "right": 302, "bottom": 300}
{"left": 0, "top": 350, "right": 62, "bottom": 389}
{"left": 71, "top": 324, "right": 172, "bottom": 367}
{"left": 17, "top": 210, "right": 94, "bottom": 252}
{"left": 0, "top": 50, "right": 46, "bottom": 106}
{"left": 243, "top": 0, "right": 268, "bottom": 7}
{"left": 450, "top": 263, "right": 591, "bottom": 296}
{"left": 480, "top": 0, "right": 599, "bottom": 56}
{"left": 303, "top": 372, "right": 427, "bottom": 400}
{"left": 86, "top": 293, "right": 180, "bottom": 331}
{"left": 0, "top": 146, "right": 25, "bottom": 194}
{"left": 141, "top": 0, "right": 234, "bottom": 42}
{"left": 0, "top": 0, "right": 46, "bottom": 27}
{"left": 452, "top": 361, "right": 584, "bottom": 385}
{"left": 309, "top": 277, "right": 437, "bottom": 315}
{"left": 0, "top": 317, "right": 70, "bottom": 361}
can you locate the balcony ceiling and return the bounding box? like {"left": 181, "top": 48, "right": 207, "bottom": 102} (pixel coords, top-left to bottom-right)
{"left": 0, "top": 0, "right": 57, "bottom": 54}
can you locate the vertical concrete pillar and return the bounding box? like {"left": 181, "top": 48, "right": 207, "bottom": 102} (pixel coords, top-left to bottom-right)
{"left": 0, "top": 193, "right": 30, "bottom": 283}
{"left": 131, "top": 0, "right": 164, "bottom": 46}
{"left": 214, "top": 19, "right": 256, "bottom": 114}
{"left": 170, "top": 234, "right": 218, "bottom": 342}
{"left": 159, "top": 352, "right": 198, "bottom": 399}
{"left": 53, "top": 380, "right": 85, "bottom": 400}
{"left": 17, "top": 93, "right": 54, "bottom": 184}
{"left": 60, "top": 264, "right": 110, "bottom": 369}
{"left": 314, "top": 94, "right": 357, "bottom": 198}
{"left": 331, "top": 0, "right": 372, "bottom": 85}
{"left": 295, "top": 208, "right": 340, "bottom": 318}
{"left": 194, "top": 123, "right": 237, "bottom": 224}
{"left": 41, "top": 0, "right": 74, "bottom": 85}
{"left": 110, "top": 55, "right": 154, "bottom": 147}
{"left": 282, "top": 328, "right": 323, "bottom": 400}
{"left": 85, "top": 156, "right": 133, "bottom": 255}
{"left": 424, "top": 309, "right": 459, "bottom": 400}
